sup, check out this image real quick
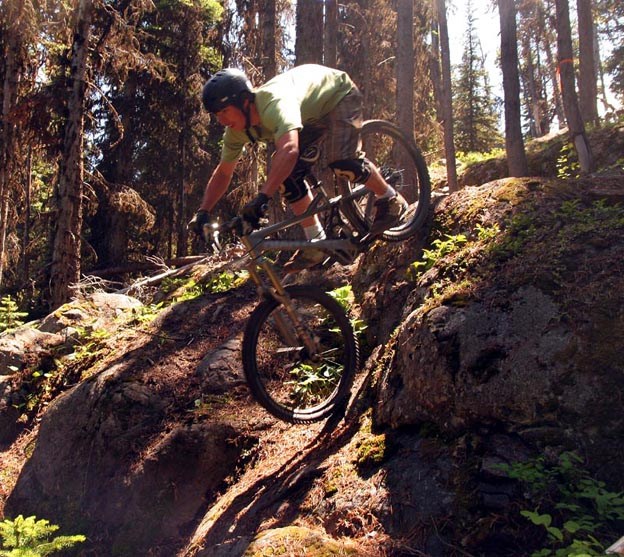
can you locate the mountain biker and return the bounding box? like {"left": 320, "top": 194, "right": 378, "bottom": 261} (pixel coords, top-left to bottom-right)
{"left": 189, "top": 64, "right": 407, "bottom": 272}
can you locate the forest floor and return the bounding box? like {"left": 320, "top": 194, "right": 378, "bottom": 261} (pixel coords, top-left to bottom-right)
{"left": 0, "top": 251, "right": 389, "bottom": 555}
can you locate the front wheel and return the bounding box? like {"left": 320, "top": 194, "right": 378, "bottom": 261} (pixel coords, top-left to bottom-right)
{"left": 242, "top": 285, "right": 359, "bottom": 424}
{"left": 340, "top": 119, "right": 431, "bottom": 242}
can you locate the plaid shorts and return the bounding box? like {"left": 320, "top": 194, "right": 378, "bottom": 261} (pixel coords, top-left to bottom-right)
{"left": 323, "top": 86, "right": 364, "bottom": 163}
{"left": 281, "top": 87, "right": 364, "bottom": 203}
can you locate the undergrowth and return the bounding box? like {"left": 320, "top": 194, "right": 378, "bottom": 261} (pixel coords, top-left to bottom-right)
{"left": 496, "top": 452, "right": 624, "bottom": 557}
{"left": 0, "top": 297, "right": 28, "bottom": 334}
{"left": 0, "top": 515, "right": 85, "bottom": 556}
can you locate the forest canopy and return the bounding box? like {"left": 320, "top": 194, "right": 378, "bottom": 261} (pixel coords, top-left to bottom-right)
{"left": 0, "top": 0, "right": 622, "bottom": 313}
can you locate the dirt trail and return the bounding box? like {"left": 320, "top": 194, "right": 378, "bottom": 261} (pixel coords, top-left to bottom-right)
{"left": 181, "top": 358, "right": 377, "bottom": 556}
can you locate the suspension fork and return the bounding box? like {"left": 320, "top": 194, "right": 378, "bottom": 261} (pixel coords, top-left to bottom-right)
{"left": 241, "top": 237, "right": 320, "bottom": 358}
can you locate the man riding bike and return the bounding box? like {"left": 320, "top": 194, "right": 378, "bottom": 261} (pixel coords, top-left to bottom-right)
{"left": 189, "top": 64, "right": 407, "bottom": 272}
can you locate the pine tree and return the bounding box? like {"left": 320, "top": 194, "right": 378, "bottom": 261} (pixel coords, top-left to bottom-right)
{"left": 0, "top": 515, "right": 85, "bottom": 557}
{"left": 92, "top": 0, "right": 224, "bottom": 263}
{"left": 453, "top": 1, "right": 503, "bottom": 153}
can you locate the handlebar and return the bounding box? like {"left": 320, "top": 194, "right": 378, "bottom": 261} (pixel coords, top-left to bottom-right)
{"left": 202, "top": 208, "right": 269, "bottom": 245}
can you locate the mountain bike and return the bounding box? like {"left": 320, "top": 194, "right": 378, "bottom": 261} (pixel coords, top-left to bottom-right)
{"left": 207, "top": 119, "right": 430, "bottom": 423}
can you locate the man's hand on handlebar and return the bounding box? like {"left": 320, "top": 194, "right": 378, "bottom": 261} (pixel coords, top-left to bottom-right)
{"left": 242, "top": 193, "right": 269, "bottom": 229}
{"left": 189, "top": 210, "right": 222, "bottom": 250}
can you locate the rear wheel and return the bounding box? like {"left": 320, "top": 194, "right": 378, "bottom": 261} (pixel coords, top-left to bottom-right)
{"left": 340, "top": 119, "right": 431, "bottom": 241}
{"left": 242, "top": 285, "right": 359, "bottom": 424}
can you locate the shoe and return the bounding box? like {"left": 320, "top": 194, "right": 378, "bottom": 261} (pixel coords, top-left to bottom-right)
{"left": 283, "top": 247, "right": 327, "bottom": 274}
{"left": 370, "top": 193, "right": 408, "bottom": 234}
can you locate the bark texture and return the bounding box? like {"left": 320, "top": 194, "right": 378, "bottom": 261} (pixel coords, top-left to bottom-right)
{"left": 50, "top": 0, "right": 94, "bottom": 308}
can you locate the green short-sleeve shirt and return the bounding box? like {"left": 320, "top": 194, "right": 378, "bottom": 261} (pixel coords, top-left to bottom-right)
{"left": 220, "top": 64, "right": 355, "bottom": 162}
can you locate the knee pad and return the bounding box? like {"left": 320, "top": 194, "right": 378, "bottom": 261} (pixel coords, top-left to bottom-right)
{"left": 281, "top": 174, "right": 310, "bottom": 203}
{"left": 329, "top": 158, "right": 372, "bottom": 184}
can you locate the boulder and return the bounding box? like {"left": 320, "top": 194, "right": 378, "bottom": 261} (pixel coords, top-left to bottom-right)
{"left": 0, "top": 328, "right": 64, "bottom": 374}
{"left": 242, "top": 525, "right": 358, "bottom": 556}
{"left": 38, "top": 292, "right": 142, "bottom": 335}
{"left": 196, "top": 336, "right": 245, "bottom": 393}
{"left": 373, "top": 177, "right": 624, "bottom": 485}
{"left": 6, "top": 358, "right": 248, "bottom": 555}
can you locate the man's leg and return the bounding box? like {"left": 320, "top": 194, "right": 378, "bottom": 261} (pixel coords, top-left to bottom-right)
{"left": 281, "top": 164, "right": 327, "bottom": 274}
{"left": 325, "top": 88, "right": 407, "bottom": 233}
{"left": 281, "top": 162, "right": 326, "bottom": 241}
{"left": 290, "top": 192, "right": 325, "bottom": 241}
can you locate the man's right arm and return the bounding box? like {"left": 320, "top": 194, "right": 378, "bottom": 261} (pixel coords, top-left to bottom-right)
{"left": 200, "top": 159, "right": 237, "bottom": 212}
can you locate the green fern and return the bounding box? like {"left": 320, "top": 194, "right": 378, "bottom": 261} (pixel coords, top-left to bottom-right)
{"left": 409, "top": 233, "right": 468, "bottom": 279}
{"left": 495, "top": 452, "right": 624, "bottom": 557}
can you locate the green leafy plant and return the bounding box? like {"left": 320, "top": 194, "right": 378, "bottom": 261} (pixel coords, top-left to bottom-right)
{"left": 0, "top": 296, "right": 29, "bottom": 333}
{"left": 490, "top": 212, "right": 537, "bottom": 259}
{"left": 205, "top": 270, "right": 248, "bottom": 293}
{"left": 356, "top": 433, "right": 387, "bottom": 468}
{"left": 496, "top": 452, "right": 624, "bottom": 557}
{"left": 327, "top": 285, "right": 367, "bottom": 337}
{"left": 130, "top": 302, "right": 164, "bottom": 325}
{"left": 456, "top": 148, "right": 506, "bottom": 166}
{"left": 161, "top": 277, "right": 206, "bottom": 302}
{"left": 557, "top": 142, "right": 581, "bottom": 179}
{"left": 0, "top": 515, "right": 85, "bottom": 556}
{"left": 557, "top": 199, "right": 624, "bottom": 231}
{"left": 409, "top": 233, "right": 468, "bottom": 279}
{"left": 69, "top": 327, "right": 111, "bottom": 362}
{"left": 287, "top": 362, "right": 343, "bottom": 404}
{"left": 476, "top": 222, "right": 500, "bottom": 241}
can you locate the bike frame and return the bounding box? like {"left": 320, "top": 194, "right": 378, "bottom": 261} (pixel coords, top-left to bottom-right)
{"left": 245, "top": 182, "right": 370, "bottom": 255}
{"left": 231, "top": 182, "right": 370, "bottom": 358}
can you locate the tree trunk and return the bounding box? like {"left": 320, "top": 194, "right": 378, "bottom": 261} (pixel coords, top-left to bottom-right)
{"left": 546, "top": 46, "right": 567, "bottom": 129}
{"left": 0, "top": 2, "right": 22, "bottom": 287}
{"left": 554, "top": 0, "right": 593, "bottom": 174}
{"left": 435, "top": 0, "right": 458, "bottom": 192}
{"left": 261, "top": 0, "right": 277, "bottom": 79}
{"left": 396, "top": 0, "right": 414, "bottom": 136}
{"left": 324, "top": 0, "right": 337, "bottom": 68}
{"left": 498, "top": 0, "right": 528, "bottom": 177}
{"left": 295, "top": 0, "right": 323, "bottom": 65}
{"left": 595, "top": 23, "right": 614, "bottom": 116}
{"left": 22, "top": 147, "right": 32, "bottom": 284}
{"left": 576, "top": 0, "right": 599, "bottom": 126}
{"left": 520, "top": 33, "right": 543, "bottom": 137}
{"left": 176, "top": 123, "right": 187, "bottom": 257}
{"left": 50, "top": 0, "right": 93, "bottom": 308}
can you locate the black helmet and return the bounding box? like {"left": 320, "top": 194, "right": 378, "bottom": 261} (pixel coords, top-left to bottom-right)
{"left": 201, "top": 68, "right": 253, "bottom": 113}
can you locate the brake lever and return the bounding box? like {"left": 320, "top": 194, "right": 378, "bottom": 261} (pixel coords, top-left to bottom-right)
{"left": 202, "top": 221, "right": 222, "bottom": 252}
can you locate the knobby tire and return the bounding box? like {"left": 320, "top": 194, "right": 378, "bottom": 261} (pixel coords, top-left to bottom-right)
{"left": 242, "top": 285, "right": 359, "bottom": 424}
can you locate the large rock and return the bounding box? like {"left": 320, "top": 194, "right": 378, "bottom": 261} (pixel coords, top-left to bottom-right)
{"left": 374, "top": 177, "right": 624, "bottom": 484}
{"left": 6, "top": 357, "right": 248, "bottom": 555}
{"left": 0, "top": 292, "right": 145, "bottom": 446}
{"left": 0, "top": 328, "right": 64, "bottom": 374}
{"left": 38, "top": 291, "right": 142, "bottom": 335}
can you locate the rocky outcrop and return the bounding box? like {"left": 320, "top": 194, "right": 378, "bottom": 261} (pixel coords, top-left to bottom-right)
{"left": 0, "top": 293, "right": 144, "bottom": 445}
{"left": 4, "top": 290, "right": 254, "bottom": 555}
{"left": 4, "top": 173, "right": 624, "bottom": 556}
{"left": 372, "top": 176, "right": 624, "bottom": 485}
{"left": 457, "top": 123, "right": 624, "bottom": 188}
{"left": 5, "top": 356, "right": 248, "bottom": 555}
